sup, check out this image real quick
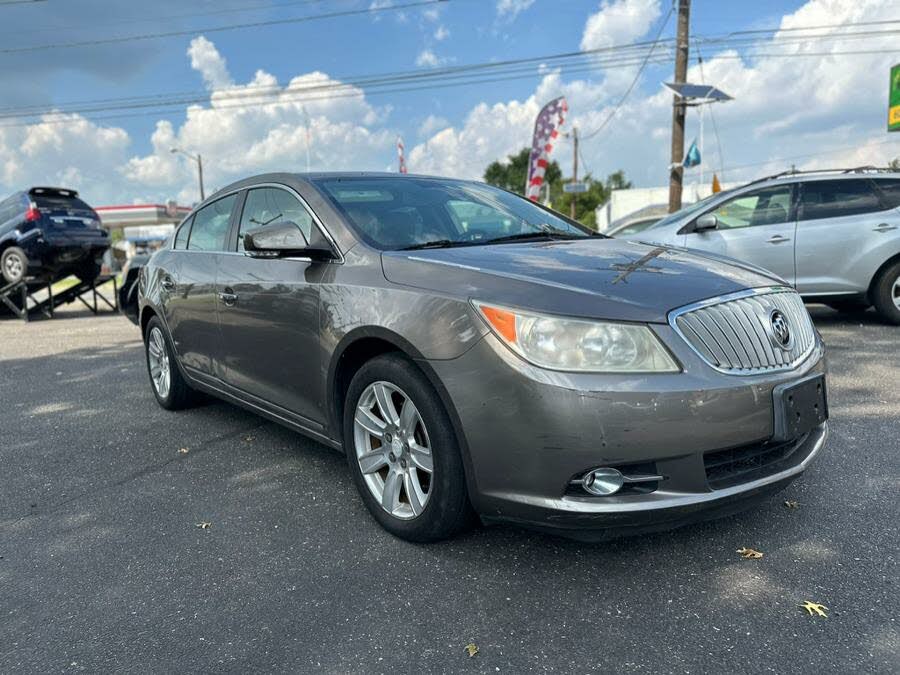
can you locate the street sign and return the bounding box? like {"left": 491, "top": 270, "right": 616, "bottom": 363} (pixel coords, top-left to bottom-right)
{"left": 563, "top": 182, "right": 588, "bottom": 194}
{"left": 889, "top": 63, "right": 900, "bottom": 132}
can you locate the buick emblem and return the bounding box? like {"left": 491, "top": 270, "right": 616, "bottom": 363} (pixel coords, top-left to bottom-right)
{"left": 769, "top": 310, "right": 792, "bottom": 350}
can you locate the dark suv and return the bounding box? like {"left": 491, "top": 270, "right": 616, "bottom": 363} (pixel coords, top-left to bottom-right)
{"left": 0, "top": 187, "right": 109, "bottom": 285}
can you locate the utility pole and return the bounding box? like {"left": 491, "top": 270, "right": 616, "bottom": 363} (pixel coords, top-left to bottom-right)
{"left": 570, "top": 126, "right": 579, "bottom": 220}
{"left": 667, "top": 0, "right": 691, "bottom": 213}
{"left": 170, "top": 147, "right": 205, "bottom": 201}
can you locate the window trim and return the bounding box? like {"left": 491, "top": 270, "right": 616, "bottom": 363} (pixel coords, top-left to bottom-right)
{"left": 796, "top": 178, "right": 886, "bottom": 222}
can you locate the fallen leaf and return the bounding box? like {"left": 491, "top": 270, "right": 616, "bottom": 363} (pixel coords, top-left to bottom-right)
{"left": 800, "top": 600, "right": 828, "bottom": 617}
{"left": 195, "top": 522, "right": 211, "bottom": 529}
{"left": 737, "top": 547, "right": 764, "bottom": 559}
{"left": 178, "top": 448, "right": 189, "bottom": 455}
{"left": 784, "top": 500, "right": 799, "bottom": 509}
{"left": 464, "top": 643, "right": 478, "bottom": 658}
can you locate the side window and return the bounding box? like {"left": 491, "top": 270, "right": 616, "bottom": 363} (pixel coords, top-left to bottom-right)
{"left": 237, "top": 187, "right": 313, "bottom": 251}
{"left": 188, "top": 194, "right": 237, "bottom": 252}
{"left": 173, "top": 216, "right": 192, "bottom": 249}
{"left": 872, "top": 178, "right": 900, "bottom": 210}
{"left": 704, "top": 186, "right": 793, "bottom": 230}
{"left": 798, "top": 180, "right": 883, "bottom": 221}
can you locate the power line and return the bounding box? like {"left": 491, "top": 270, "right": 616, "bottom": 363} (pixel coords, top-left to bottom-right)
{"left": 0, "top": 0, "right": 334, "bottom": 37}
{"left": 721, "top": 138, "right": 898, "bottom": 174}
{"left": 581, "top": 4, "right": 675, "bottom": 141}
{"left": 0, "top": 0, "right": 448, "bottom": 54}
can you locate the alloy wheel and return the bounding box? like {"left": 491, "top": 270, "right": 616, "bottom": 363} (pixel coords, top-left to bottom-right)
{"left": 3, "top": 253, "right": 23, "bottom": 281}
{"left": 353, "top": 381, "right": 434, "bottom": 520}
{"left": 893, "top": 275, "right": 900, "bottom": 311}
{"left": 147, "top": 327, "right": 171, "bottom": 399}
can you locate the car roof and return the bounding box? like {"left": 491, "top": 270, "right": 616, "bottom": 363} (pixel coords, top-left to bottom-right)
{"left": 743, "top": 167, "right": 900, "bottom": 188}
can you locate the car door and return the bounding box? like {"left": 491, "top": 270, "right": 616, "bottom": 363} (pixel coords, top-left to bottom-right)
{"left": 684, "top": 184, "right": 797, "bottom": 284}
{"left": 794, "top": 178, "right": 898, "bottom": 294}
{"left": 215, "top": 185, "right": 326, "bottom": 426}
{"left": 163, "top": 193, "right": 238, "bottom": 376}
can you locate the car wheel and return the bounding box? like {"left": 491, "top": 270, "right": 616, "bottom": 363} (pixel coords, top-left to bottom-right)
{"left": 872, "top": 260, "right": 900, "bottom": 325}
{"left": 343, "top": 353, "right": 473, "bottom": 542}
{"left": 1, "top": 246, "right": 28, "bottom": 284}
{"left": 76, "top": 260, "right": 102, "bottom": 284}
{"left": 144, "top": 316, "right": 198, "bottom": 410}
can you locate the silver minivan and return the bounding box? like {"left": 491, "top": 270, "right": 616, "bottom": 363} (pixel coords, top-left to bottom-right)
{"left": 618, "top": 169, "right": 900, "bottom": 324}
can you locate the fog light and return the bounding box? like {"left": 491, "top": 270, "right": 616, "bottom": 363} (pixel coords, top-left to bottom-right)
{"left": 582, "top": 467, "right": 625, "bottom": 496}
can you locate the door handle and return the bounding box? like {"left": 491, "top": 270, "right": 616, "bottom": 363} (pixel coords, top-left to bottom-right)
{"left": 160, "top": 276, "right": 176, "bottom": 292}
{"left": 218, "top": 288, "right": 238, "bottom": 307}
{"left": 766, "top": 235, "right": 791, "bottom": 244}
{"left": 873, "top": 223, "right": 898, "bottom": 232}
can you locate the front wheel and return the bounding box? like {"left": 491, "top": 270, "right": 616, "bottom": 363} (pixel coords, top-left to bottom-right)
{"left": 872, "top": 261, "right": 900, "bottom": 325}
{"left": 1, "top": 246, "right": 28, "bottom": 284}
{"left": 344, "top": 353, "right": 473, "bottom": 542}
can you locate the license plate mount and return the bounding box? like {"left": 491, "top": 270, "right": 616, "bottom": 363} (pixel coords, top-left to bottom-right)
{"left": 772, "top": 374, "right": 828, "bottom": 442}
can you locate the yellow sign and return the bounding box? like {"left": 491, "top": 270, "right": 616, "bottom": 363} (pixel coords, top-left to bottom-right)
{"left": 890, "top": 105, "right": 900, "bottom": 127}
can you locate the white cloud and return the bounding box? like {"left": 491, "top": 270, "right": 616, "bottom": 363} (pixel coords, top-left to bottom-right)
{"left": 434, "top": 25, "right": 450, "bottom": 41}
{"left": 415, "top": 49, "right": 451, "bottom": 68}
{"left": 187, "top": 36, "right": 233, "bottom": 91}
{"left": 580, "top": 0, "right": 661, "bottom": 51}
{"left": 418, "top": 114, "right": 450, "bottom": 137}
{"left": 496, "top": 0, "right": 535, "bottom": 19}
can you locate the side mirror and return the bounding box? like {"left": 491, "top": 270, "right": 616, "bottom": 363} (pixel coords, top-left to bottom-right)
{"left": 694, "top": 214, "right": 718, "bottom": 232}
{"left": 243, "top": 222, "right": 334, "bottom": 260}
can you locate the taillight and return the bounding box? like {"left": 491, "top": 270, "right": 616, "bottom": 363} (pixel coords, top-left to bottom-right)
{"left": 25, "top": 203, "right": 40, "bottom": 222}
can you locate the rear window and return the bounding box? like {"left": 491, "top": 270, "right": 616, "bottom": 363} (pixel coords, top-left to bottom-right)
{"left": 798, "top": 180, "right": 883, "bottom": 220}
{"left": 873, "top": 178, "right": 900, "bottom": 209}
{"left": 31, "top": 192, "right": 94, "bottom": 212}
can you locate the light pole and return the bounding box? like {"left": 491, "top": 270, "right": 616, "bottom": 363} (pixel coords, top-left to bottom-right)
{"left": 170, "top": 147, "right": 205, "bottom": 201}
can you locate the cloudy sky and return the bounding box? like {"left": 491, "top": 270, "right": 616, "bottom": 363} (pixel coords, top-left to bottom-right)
{"left": 0, "top": 0, "right": 897, "bottom": 205}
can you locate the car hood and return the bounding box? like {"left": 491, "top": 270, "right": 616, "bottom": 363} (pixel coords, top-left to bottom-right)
{"left": 381, "top": 238, "right": 784, "bottom": 323}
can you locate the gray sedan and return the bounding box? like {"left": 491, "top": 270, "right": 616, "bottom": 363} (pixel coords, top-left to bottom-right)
{"left": 138, "top": 173, "right": 828, "bottom": 541}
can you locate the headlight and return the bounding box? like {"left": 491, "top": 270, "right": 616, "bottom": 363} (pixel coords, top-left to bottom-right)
{"left": 473, "top": 301, "right": 679, "bottom": 373}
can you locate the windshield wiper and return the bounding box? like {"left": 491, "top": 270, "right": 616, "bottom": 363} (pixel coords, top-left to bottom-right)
{"left": 400, "top": 239, "right": 461, "bottom": 251}
{"left": 483, "top": 231, "right": 583, "bottom": 245}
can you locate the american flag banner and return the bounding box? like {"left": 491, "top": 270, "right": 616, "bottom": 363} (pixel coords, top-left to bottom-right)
{"left": 397, "top": 136, "right": 408, "bottom": 174}
{"left": 525, "top": 96, "right": 567, "bottom": 201}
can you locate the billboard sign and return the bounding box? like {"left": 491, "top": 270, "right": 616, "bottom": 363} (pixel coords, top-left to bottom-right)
{"left": 889, "top": 63, "right": 900, "bottom": 132}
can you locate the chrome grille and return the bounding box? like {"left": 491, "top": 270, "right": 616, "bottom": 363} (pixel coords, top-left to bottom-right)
{"left": 671, "top": 288, "right": 817, "bottom": 374}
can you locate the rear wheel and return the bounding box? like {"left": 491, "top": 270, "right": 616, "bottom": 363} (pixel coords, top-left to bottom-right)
{"left": 1, "top": 246, "right": 27, "bottom": 284}
{"left": 343, "top": 353, "right": 472, "bottom": 542}
{"left": 871, "top": 261, "right": 900, "bottom": 325}
{"left": 144, "top": 316, "right": 199, "bottom": 410}
{"left": 75, "top": 259, "right": 102, "bottom": 284}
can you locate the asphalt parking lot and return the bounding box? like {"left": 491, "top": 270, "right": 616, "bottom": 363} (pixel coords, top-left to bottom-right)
{"left": 0, "top": 306, "right": 897, "bottom": 673}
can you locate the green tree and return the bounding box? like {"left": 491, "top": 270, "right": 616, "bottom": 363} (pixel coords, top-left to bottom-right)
{"left": 483, "top": 147, "right": 562, "bottom": 196}
{"left": 484, "top": 147, "right": 632, "bottom": 229}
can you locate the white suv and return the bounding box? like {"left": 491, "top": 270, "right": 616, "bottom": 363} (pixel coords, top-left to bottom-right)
{"left": 618, "top": 169, "right": 900, "bottom": 324}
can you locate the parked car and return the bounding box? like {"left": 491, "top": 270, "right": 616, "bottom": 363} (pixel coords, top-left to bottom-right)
{"left": 138, "top": 173, "right": 828, "bottom": 542}
{"left": 607, "top": 215, "right": 663, "bottom": 237}
{"left": 0, "top": 187, "right": 109, "bottom": 285}
{"left": 617, "top": 169, "right": 900, "bottom": 323}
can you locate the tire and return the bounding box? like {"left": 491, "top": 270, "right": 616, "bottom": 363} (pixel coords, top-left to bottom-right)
{"left": 75, "top": 260, "right": 102, "bottom": 284}
{"left": 825, "top": 299, "right": 870, "bottom": 314}
{"left": 871, "top": 260, "right": 900, "bottom": 325}
{"left": 144, "top": 316, "right": 199, "bottom": 410}
{"left": 1, "top": 246, "right": 28, "bottom": 284}
{"left": 343, "top": 353, "right": 473, "bottom": 542}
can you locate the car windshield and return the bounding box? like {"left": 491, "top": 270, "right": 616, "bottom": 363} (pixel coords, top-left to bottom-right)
{"left": 313, "top": 177, "right": 591, "bottom": 250}
{"left": 645, "top": 192, "right": 727, "bottom": 230}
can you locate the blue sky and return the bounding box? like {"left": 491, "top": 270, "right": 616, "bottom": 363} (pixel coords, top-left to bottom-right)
{"left": 0, "top": 0, "right": 896, "bottom": 204}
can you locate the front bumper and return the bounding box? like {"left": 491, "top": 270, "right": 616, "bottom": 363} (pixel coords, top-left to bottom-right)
{"left": 428, "top": 324, "right": 827, "bottom": 538}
